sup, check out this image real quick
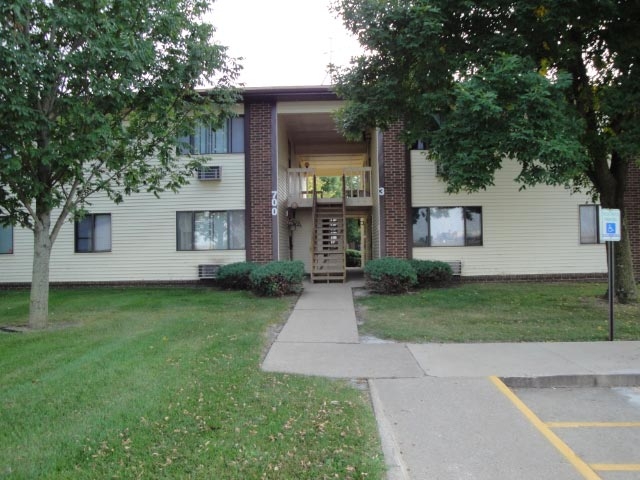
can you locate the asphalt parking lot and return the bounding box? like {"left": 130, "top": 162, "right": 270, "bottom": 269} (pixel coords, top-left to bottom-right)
{"left": 508, "top": 383, "right": 640, "bottom": 480}
{"left": 370, "top": 376, "right": 640, "bottom": 480}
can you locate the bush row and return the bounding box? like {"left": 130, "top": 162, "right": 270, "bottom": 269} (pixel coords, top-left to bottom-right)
{"left": 216, "top": 260, "right": 304, "bottom": 297}
{"left": 364, "top": 257, "right": 453, "bottom": 294}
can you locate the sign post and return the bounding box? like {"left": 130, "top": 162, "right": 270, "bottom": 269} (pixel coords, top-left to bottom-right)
{"left": 599, "top": 209, "right": 621, "bottom": 341}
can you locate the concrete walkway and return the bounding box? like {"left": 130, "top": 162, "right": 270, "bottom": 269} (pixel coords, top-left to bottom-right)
{"left": 262, "top": 280, "right": 640, "bottom": 480}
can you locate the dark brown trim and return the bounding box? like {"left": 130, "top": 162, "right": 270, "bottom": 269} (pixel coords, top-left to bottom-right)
{"left": 460, "top": 273, "right": 608, "bottom": 283}
{"left": 0, "top": 272, "right": 609, "bottom": 291}
{"left": 271, "top": 104, "right": 279, "bottom": 261}
{"left": 244, "top": 108, "right": 252, "bottom": 261}
{"left": 377, "top": 130, "right": 386, "bottom": 257}
{"left": 404, "top": 147, "right": 412, "bottom": 259}
{"left": 242, "top": 86, "right": 339, "bottom": 103}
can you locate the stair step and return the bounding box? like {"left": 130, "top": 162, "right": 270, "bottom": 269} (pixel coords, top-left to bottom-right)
{"left": 311, "top": 275, "right": 346, "bottom": 283}
{"left": 312, "top": 199, "right": 346, "bottom": 283}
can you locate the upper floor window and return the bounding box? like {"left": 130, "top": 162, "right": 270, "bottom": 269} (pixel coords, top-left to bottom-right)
{"left": 75, "top": 214, "right": 112, "bottom": 253}
{"left": 180, "top": 116, "right": 244, "bottom": 155}
{"left": 0, "top": 219, "right": 13, "bottom": 254}
{"left": 413, "top": 207, "right": 483, "bottom": 247}
{"left": 579, "top": 205, "right": 600, "bottom": 244}
{"left": 176, "top": 210, "right": 245, "bottom": 251}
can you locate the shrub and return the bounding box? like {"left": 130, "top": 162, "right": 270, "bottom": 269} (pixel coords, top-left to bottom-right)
{"left": 250, "top": 260, "right": 305, "bottom": 297}
{"left": 364, "top": 257, "right": 417, "bottom": 294}
{"left": 410, "top": 260, "right": 453, "bottom": 287}
{"left": 346, "top": 249, "right": 361, "bottom": 267}
{"left": 216, "top": 262, "right": 258, "bottom": 290}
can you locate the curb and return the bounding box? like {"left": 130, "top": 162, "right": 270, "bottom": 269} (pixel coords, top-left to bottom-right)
{"left": 368, "top": 379, "right": 411, "bottom": 480}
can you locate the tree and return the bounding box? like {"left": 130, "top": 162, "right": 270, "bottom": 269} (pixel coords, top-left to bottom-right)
{"left": 0, "top": 0, "right": 241, "bottom": 328}
{"left": 333, "top": 0, "right": 639, "bottom": 303}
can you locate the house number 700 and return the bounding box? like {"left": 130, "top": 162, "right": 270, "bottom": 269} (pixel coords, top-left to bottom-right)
{"left": 271, "top": 191, "right": 278, "bottom": 216}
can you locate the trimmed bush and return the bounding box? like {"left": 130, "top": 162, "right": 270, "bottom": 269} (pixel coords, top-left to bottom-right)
{"left": 216, "top": 262, "right": 258, "bottom": 290}
{"left": 346, "top": 249, "right": 361, "bottom": 267}
{"left": 410, "top": 260, "right": 453, "bottom": 287}
{"left": 250, "top": 260, "right": 305, "bottom": 297}
{"left": 364, "top": 257, "right": 417, "bottom": 294}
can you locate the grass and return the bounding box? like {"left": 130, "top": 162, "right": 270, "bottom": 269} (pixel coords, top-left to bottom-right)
{"left": 0, "top": 287, "right": 385, "bottom": 479}
{"left": 356, "top": 282, "right": 640, "bottom": 343}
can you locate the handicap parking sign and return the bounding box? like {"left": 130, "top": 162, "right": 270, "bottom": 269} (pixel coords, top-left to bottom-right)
{"left": 599, "top": 209, "right": 621, "bottom": 242}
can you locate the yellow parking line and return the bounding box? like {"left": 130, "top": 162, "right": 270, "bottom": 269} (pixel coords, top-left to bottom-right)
{"left": 489, "top": 376, "right": 601, "bottom": 480}
{"left": 591, "top": 464, "right": 640, "bottom": 472}
{"left": 548, "top": 422, "right": 640, "bottom": 428}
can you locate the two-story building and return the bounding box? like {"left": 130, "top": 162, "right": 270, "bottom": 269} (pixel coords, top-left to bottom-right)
{"left": 2, "top": 86, "right": 639, "bottom": 284}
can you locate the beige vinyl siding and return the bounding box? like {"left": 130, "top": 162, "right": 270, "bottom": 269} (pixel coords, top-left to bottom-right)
{"left": 1, "top": 154, "right": 246, "bottom": 283}
{"left": 411, "top": 151, "right": 606, "bottom": 276}
{"left": 290, "top": 209, "right": 313, "bottom": 272}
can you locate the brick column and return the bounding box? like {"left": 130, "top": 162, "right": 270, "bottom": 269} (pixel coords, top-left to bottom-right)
{"left": 625, "top": 162, "right": 640, "bottom": 280}
{"left": 246, "top": 102, "right": 275, "bottom": 263}
{"left": 380, "top": 122, "right": 411, "bottom": 259}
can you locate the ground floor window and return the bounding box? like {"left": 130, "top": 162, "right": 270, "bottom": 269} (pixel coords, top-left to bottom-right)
{"left": 579, "top": 205, "right": 600, "bottom": 244}
{"left": 413, "top": 207, "right": 482, "bottom": 247}
{"left": 0, "top": 220, "right": 13, "bottom": 254}
{"left": 176, "top": 210, "right": 245, "bottom": 250}
{"left": 75, "top": 214, "right": 112, "bottom": 252}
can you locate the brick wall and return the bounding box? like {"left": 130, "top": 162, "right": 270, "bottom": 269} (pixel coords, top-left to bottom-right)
{"left": 626, "top": 162, "right": 640, "bottom": 280}
{"left": 246, "top": 102, "right": 274, "bottom": 263}
{"left": 381, "top": 123, "right": 411, "bottom": 259}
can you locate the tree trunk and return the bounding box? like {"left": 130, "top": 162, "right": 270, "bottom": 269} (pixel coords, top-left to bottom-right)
{"left": 615, "top": 214, "right": 638, "bottom": 304}
{"left": 599, "top": 155, "right": 638, "bottom": 304}
{"left": 29, "top": 211, "right": 52, "bottom": 329}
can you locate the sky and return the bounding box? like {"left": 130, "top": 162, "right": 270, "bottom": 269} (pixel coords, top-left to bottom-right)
{"left": 208, "top": 0, "right": 364, "bottom": 88}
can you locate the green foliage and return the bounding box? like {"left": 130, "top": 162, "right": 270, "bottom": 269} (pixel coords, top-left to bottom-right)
{"left": 346, "top": 249, "right": 362, "bottom": 267}
{"left": 0, "top": 0, "right": 241, "bottom": 325}
{"left": 333, "top": 0, "right": 638, "bottom": 302}
{"left": 364, "top": 257, "right": 417, "bottom": 294}
{"left": 410, "top": 260, "right": 453, "bottom": 287}
{"left": 250, "top": 261, "right": 305, "bottom": 297}
{"left": 346, "top": 217, "right": 361, "bottom": 245}
{"left": 216, "top": 262, "right": 258, "bottom": 290}
{"left": 0, "top": 0, "right": 240, "bottom": 229}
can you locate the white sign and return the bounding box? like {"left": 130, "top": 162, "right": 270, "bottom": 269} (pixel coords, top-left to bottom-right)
{"left": 599, "top": 208, "right": 621, "bottom": 242}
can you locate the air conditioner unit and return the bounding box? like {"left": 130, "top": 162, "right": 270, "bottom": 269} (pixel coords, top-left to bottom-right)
{"left": 196, "top": 166, "right": 221, "bottom": 181}
{"left": 198, "top": 264, "right": 220, "bottom": 279}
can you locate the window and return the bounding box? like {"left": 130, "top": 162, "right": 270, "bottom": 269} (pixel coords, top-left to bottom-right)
{"left": 580, "top": 205, "right": 600, "bottom": 244}
{"left": 412, "top": 207, "right": 482, "bottom": 247}
{"left": 176, "top": 211, "right": 245, "bottom": 250}
{"left": 0, "top": 219, "right": 13, "bottom": 254}
{"left": 75, "top": 214, "right": 112, "bottom": 252}
{"left": 180, "top": 117, "right": 244, "bottom": 154}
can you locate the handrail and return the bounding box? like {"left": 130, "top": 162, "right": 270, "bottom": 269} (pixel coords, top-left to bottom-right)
{"left": 310, "top": 175, "right": 318, "bottom": 278}
{"left": 343, "top": 166, "right": 372, "bottom": 198}
{"left": 341, "top": 173, "right": 347, "bottom": 276}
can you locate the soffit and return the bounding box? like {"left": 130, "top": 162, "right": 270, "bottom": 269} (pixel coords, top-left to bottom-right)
{"left": 282, "top": 113, "right": 345, "bottom": 146}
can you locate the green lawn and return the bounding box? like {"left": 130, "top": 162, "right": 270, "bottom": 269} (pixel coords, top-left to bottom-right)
{"left": 0, "top": 288, "right": 384, "bottom": 479}
{"left": 356, "top": 282, "right": 640, "bottom": 343}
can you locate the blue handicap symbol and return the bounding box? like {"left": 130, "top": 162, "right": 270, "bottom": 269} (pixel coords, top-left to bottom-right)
{"left": 606, "top": 223, "right": 616, "bottom": 234}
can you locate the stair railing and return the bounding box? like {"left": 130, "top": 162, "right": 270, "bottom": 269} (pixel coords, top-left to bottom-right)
{"left": 310, "top": 175, "right": 318, "bottom": 280}
{"left": 341, "top": 173, "right": 347, "bottom": 278}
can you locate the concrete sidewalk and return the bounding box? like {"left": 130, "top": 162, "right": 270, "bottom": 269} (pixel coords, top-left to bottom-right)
{"left": 261, "top": 280, "right": 640, "bottom": 480}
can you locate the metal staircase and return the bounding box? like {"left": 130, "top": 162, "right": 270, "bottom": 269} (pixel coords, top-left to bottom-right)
{"left": 310, "top": 177, "right": 346, "bottom": 283}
